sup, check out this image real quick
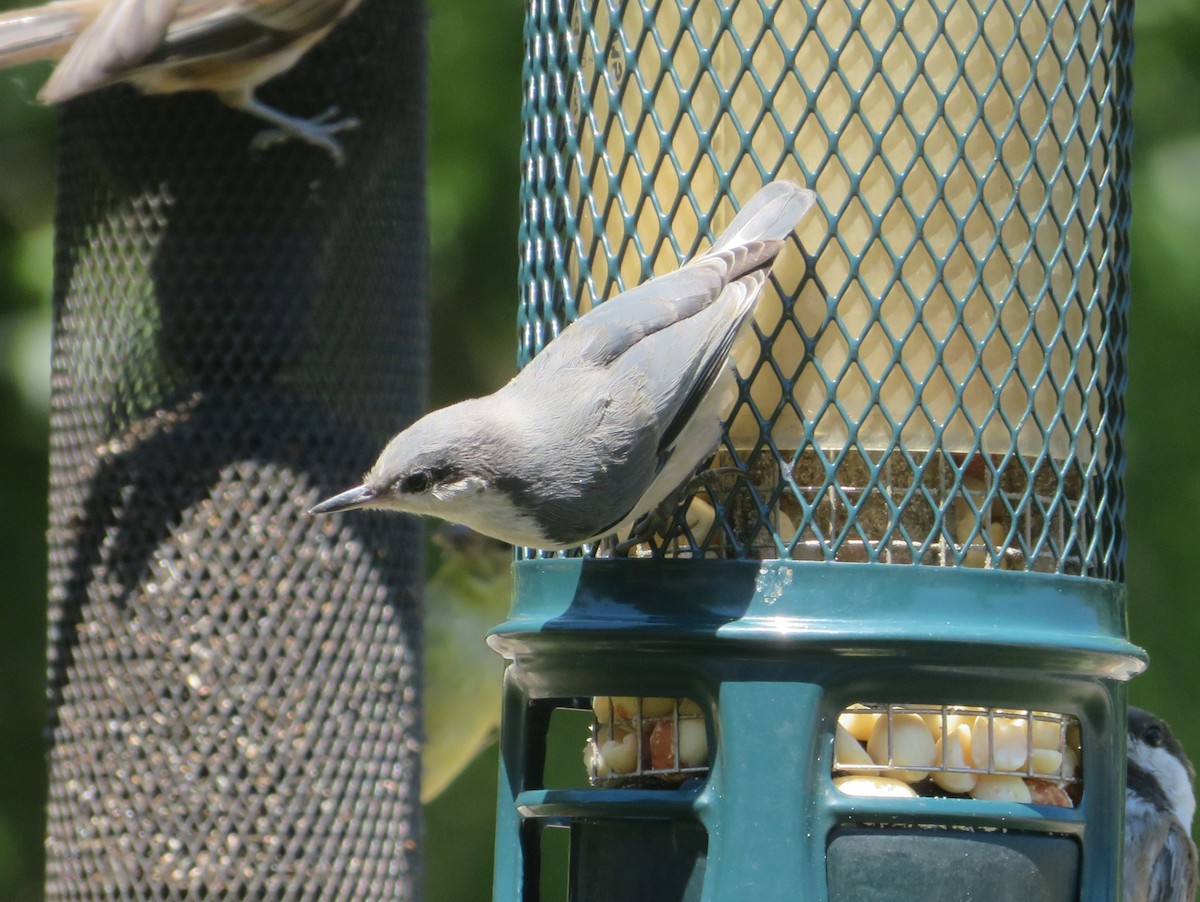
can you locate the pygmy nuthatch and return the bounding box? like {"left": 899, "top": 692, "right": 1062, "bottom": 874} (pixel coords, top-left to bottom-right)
{"left": 311, "top": 180, "right": 818, "bottom": 549}
{"left": 0, "top": 0, "right": 362, "bottom": 161}
{"left": 1125, "top": 706, "right": 1198, "bottom": 902}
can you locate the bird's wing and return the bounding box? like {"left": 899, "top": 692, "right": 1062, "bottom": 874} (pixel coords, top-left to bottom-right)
{"left": 1148, "top": 819, "right": 1199, "bottom": 902}
{"left": 39, "top": 0, "right": 184, "bottom": 100}
{"left": 550, "top": 241, "right": 778, "bottom": 367}
{"left": 547, "top": 257, "right": 731, "bottom": 368}
{"left": 556, "top": 270, "right": 764, "bottom": 542}
{"left": 649, "top": 269, "right": 765, "bottom": 456}
{"left": 39, "top": 0, "right": 348, "bottom": 100}
{"left": 150, "top": 0, "right": 349, "bottom": 62}
{"left": 528, "top": 244, "right": 775, "bottom": 463}
{"left": 541, "top": 179, "right": 815, "bottom": 369}
{"left": 236, "top": 0, "right": 353, "bottom": 34}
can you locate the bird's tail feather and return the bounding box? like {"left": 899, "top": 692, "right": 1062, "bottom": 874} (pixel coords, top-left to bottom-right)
{"left": 0, "top": 1, "right": 86, "bottom": 70}
{"left": 707, "top": 181, "right": 818, "bottom": 254}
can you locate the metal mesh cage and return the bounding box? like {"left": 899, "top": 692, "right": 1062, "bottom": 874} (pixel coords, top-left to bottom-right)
{"left": 517, "top": 0, "right": 1130, "bottom": 576}
{"left": 580, "top": 698, "right": 1083, "bottom": 806}
{"left": 831, "top": 704, "right": 1081, "bottom": 805}
{"left": 42, "top": 2, "right": 427, "bottom": 897}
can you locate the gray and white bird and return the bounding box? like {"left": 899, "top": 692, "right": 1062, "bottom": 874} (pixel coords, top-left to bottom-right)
{"left": 311, "top": 180, "right": 818, "bottom": 549}
{"left": 0, "top": 0, "right": 362, "bottom": 161}
{"left": 1125, "top": 706, "right": 1198, "bottom": 902}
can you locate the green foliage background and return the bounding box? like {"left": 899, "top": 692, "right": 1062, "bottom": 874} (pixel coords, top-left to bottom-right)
{"left": 0, "top": 0, "right": 1196, "bottom": 897}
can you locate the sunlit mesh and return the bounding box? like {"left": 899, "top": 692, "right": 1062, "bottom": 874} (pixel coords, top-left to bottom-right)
{"left": 42, "top": 5, "right": 428, "bottom": 897}
{"left": 517, "top": 0, "right": 1129, "bottom": 575}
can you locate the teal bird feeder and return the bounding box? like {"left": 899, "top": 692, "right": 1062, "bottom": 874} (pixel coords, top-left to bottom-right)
{"left": 491, "top": 0, "right": 1143, "bottom": 898}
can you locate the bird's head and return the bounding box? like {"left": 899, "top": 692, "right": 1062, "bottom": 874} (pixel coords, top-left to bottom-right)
{"left": 1128, "top": 706, "right": 1196, "bottom": 830}
{"left": 309, "top": 399, "right": 545, "bottom": 545}
{"left": 312, "top": 401, "right": 494, "bottom": 514}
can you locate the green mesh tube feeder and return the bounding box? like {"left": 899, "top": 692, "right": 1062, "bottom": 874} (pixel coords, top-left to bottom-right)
{"left": 491, "top": 0, "right": 1142, "bottom": 898}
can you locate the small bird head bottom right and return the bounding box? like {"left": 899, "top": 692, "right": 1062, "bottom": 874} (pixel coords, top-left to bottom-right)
{"left": 1125, "top": 706, "right": 1198, "bottom": 902}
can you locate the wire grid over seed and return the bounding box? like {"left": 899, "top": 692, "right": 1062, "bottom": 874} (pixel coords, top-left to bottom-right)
{"left": 834, "top": 704, "right": 1081, "bottom": 806}
{"left": 586, "top": 697, "right": 710, "bottom": 786}
{"left": 517, "top": 0, "right": 1130, "bottom": 575}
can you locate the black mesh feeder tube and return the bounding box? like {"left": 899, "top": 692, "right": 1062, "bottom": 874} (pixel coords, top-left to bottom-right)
{"left": 488, "top": 0, "right": 1145, "bottom": 899}
{"left": 42, "top": 2, "right": 427, "bottom": 897}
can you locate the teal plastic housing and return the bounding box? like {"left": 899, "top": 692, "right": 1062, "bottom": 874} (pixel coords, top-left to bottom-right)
{"left": 489, "top": 560, "right": 1145, "bottom": 901}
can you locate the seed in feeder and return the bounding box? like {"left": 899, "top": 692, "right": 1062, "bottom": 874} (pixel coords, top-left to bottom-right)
{"left": 649, "top": 718, "right": 708, "bottom": 770}
{"left": 834, "top": 724, "right": 878, "bottom": 770}
{"left": 867, "top": 713, "right": 936, "bottom": 783}
{"left": 970, "top": 715, "right": 1029, "bottom": 772}
{"left": 917, "top": 712, "right": 945, "bottom": 735}
{"left": 683, "top": 496, "right": 717, "bottom": 545}
{"left": 648, "top": 721, "right": 676, "bottom": 771}
{"left": 918, "top": 708, "right": 983, "bottom": 738}
{"left": 839, "top": 704, "right": 881, "bottom": 742}
{"left": 593, "top": 696, "right": 612, "bottom": 722}
{"left": 607, "top": 696, "right": 676, "bottom": 721}
{"left": 677, "top": 719, "right": 708, "bottom": 768}
{"left": 610, "top": 697, "right": 641, "bottom": 721}
{"left": 1061, "top": 743, "right": 1080, "bottom": 780}
{"left": 1030, "top": 747, "right": 1064, "bottom": 777}
{"left": 678, "top": 699, "right": 703, "bottom": 717}
{"left": 1030, "top": 713, "right": 1065, "bottom": 750}
{"left": 834, "top": 775, "right": 919, "bottom": 798}
{"left": 933, "top": 724, "right": 978, "bottom": 794}
{"left": 970, "top": 774, "right": 1033, "bottom": 803}
{"left": 639, "top": 697, "right": 679, "bottom": 719}
{"left": 1026, "top": 778, "right": 1073, "bottom": 807}
{"left": 589, "top": 728, "right": 639, "bottom": 777}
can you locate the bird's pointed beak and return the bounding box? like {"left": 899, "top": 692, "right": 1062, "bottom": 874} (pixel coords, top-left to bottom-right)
{"left": 310, "top": 483, "right": 380, "bottom": 515}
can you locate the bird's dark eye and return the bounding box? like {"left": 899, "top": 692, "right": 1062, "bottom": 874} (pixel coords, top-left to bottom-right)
{"left": 402, "top": 470, "right": 433, "bottom": 494}
{"left": 1145, "top": 723, "right": 1165, "bottom": 747}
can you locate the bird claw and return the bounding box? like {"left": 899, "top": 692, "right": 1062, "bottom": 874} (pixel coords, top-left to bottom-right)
{"left": 608, "top": 466, "right": 739, "bottom": 557}
{"left": 609, "top": 482, "right": 697, "bottom": 557}
{"left": 249, "top": 107, "right": 360, "bottom": 165}
{"left": 609, "top": 517, "right": 657, "bottom": 558}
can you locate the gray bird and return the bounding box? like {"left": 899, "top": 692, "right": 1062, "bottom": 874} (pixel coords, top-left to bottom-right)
{"left": 311, "top": 180, "right": 818, "bottom": 549}
{"left": 1125, "top": 706, "right": 1198, "bottom": 902}
{"left": 0, "top": 0, "right": 362, "bottom": 161}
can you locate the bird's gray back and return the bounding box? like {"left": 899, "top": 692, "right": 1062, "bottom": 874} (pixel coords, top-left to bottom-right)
{"left": 491, "top": 364, "right": 662, "bottom": 546}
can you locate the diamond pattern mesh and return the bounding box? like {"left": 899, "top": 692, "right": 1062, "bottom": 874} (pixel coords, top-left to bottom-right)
{"left": 42, "top": 2, "right": 427, "bottom": 897}
{"left": 517, "top": 0, "right": 1130, "bottom": 576}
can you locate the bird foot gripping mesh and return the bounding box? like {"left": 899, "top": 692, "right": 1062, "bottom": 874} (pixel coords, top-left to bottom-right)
{"left": 518, "top": 0, "right": 1130, "bottom": 577}
{"left": 42, "top": 2, "right": 429, "bottom": 897}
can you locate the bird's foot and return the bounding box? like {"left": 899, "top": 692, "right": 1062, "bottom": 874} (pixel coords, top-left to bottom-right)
{"left": 609, "top": 470, "right": 732, "bottom": 557}
{"left": 249, "top": 106, "right": 359, "bottom": 165}
{"left": 226, "top": 90, "right": 360, "bottom": 165}
{"left": 610, "top": 509, "right": 671, "bottom": 558}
